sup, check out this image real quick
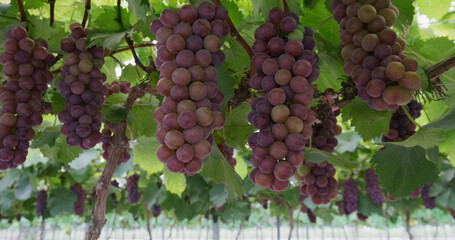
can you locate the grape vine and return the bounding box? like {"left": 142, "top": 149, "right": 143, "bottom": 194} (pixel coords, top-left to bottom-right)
{"left": 365, "top": 168, "right": 384, "bottom": 206}
{"left": 343, "top": 178, "right": 358, "bottom": 215}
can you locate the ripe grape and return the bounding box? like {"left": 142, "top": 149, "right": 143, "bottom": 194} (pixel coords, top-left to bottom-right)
{"left": 70, "top": 185, "right": 86, "bottom": 216}
{"left": 126, "top": 174, "right": 140, "bottom": 204}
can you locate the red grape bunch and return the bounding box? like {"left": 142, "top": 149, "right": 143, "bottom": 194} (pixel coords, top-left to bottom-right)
{"left": 306, "top": 208, "right": 316, "bottom": 223}
{"left": 421, "top": 184, "right": 435, "bottom": 209}
{"left": 248, "top": 7, "right": 319, "bottom": 192}
{"left": 0, "top": 26, "right": 54, "bottom": 170}
{"left": 152, "top": 2, "right": 228, "bottom": 175}
{"left": 152, "top": 205, "right": 161, "bottom": 217}
{"left": 217, "top": 141, "right": 236, "bottom": 168}
{"left": 343, "top": 178, "right": 358, "bottom": 215}
{"left": 126, "top": 174, "right": 140, "bottom": 204}
{"left": 58, "top": 22, "right": 108, "bottom": 150}
{"left": 365, "top": 168, "right": 384, "bottom": 206}
{"left": 36, "top": 190, "right": 48, "bottom": 216}
{"left": 105, "top": 80, "right": 131, "bottom": 96}
{"left": 332, "top": 0, "right": 421, "bottom": 111}
{"left": 382, "top": 99, "right": 422, "bottom": 142}
{"left": 296, "top": 107, "right": 341, "bottom": 204}
{"left": 70, "top": 184, "right": 86, "bottom": 216}
{"left": 101, "top": 127, "right": 131, "bottom": 165}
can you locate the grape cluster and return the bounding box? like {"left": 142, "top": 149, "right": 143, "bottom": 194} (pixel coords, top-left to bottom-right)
{"left": 152, "top": 204, "right": 161, "bottom": 217}
{"left": 365, "top": 168, "right": 384, "bottom": 206}
{"left": 70, "top": 184, "right": 86, "bottom": 216}
{"left": 306, "top": 208, "right": 316, "bottom": 223}
{"left": 421, "top": 184, "right": 435, "bottom": 209}
{"left": 36, "top": 190, "right": 47, "bottom": 216}
{"left": 152, "top": 2, "right": 228, "bottom": 175}
{"left": 217, "top": 141, "right": 236, "bottom": 168}
{"left": 126, "top": 174, "right": 139, "bottom": 204}
{"left": 450, "top": 209, "right": 455, "bottom": 220}
{"left": 105, "top": 80, "right": 131, "bottom": 96}
{"left": 58, "top": 22, "right": 107, "bottom": 149}
{"left": 296, "top": 107, "right": 340, "bottom": 205}
{"left": 382, "top": 99, "right": 422, "bottom": 142}
{"left": 248, "top": 7, "right": 318, "bottom": 192}
{"left": 332, "top": 0, "right": 421, "bottom": 111}
{"left": 343, "top": 178, "right": 358, "bottom": 215}
{"left": 357, "top": 212, "right": 368, "bottom": 221}
{"left": 0, "top": 27, "right": 54, "bottom": 170}
{"left": 101, "top": 127, "right": 131, "bottom": 165}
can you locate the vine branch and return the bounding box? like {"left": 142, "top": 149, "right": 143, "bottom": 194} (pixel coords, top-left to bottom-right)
{"left": 283, "top": 0, "right": 290, "bottom": 13}
{"left": 16, "top": 0, "right": 26, "bottom": 22}
{"left": 49, "top": 0, "right": 56, "bottom": 26}
{"left": 426, "top": 53, "right": 455, "bottom": 82}
{"left": 85, "top": 82, "right": 149, "bottom": 240}
{"left": 111, "top": 42, "right": 155, "bottom": 54}
{"left": 81, "top": 0, "right": 91, "bottom": 28}
{"left": 125, "top": 36, "right": 153, "bottom": 73}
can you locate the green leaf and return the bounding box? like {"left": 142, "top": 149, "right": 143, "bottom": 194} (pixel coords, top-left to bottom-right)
{"left": 342, "top": 98, "right": 393, "bottom": 141}
{"left": 40, "top": 135, "right": 82, "bottom": 164}
{"left": 220, "top": 0, "right": 244, "bottom": 26}
{"left": 68, "top": 150, "right": 100, "bottom": 170}
{"left": 0, "top": 3, "right": 10, "bottom": 14}
{"left": 127, "top": 104, "right": 157, "bottom": 138}
{"left": 87, "top": 30, "right": 127, "bottom": 50}
{"left": 28, "top": 15, "right": 59, "bottom": 43}
{"left": 388, "top": 127, "right": 444, "bottom": 150}
{"left": 209, "top": 184, "right": 228, "bottom": 207}
{"left": 135, "top": 136, "right": 163, "bottom": 174}
{"left": 103, "top": 104, "right": 128, "bottom": 123}
{"left": 120, "top": 64, "right": 144, "bottom": 84}
{"left": 425, "top": 108, "right": 455, "bottom": 130}
{"left": 48, "top": 188, "right": 77, "bottom": 217}
{"left": 371, "top": 144, "right": 438, "bottom": 197}
{"left": 358, "top": 193, "right": 382, "bottom": 217}
{"left": 50, "top": 92, "right": 66, "bottom": 115}
{"left": 416, "top": 0, "right": 453, "bottom": 21}
{"left": 223, "top": 38, "right": 251, "bottom": 75}
{"left": 162, "top": 168, "right": 187, "bottom": 196}
{"left": 305, "top": 151, "right": 328, "bottom": 164}
{"left": 305, "top": 148, "right": 355, "bottom": 169}
{"left": 217, "top": 65, "right": 236, "bottom": 109}
{"left": 14, "top": 172, "right": 33, "bottom": 201}
{"left": 393, "top": 0, "right": 415, "bottom": 31}
{"left": 336, "top": 131, "right": 362, "bottom": 153}
{"left": 317, "top": 52, "right": 343, "bottom": 91}
{"left": 202, "top": 144, "right": 245, "bottom": 199}
{"left": 234, "top": 155, "right": 248, "bottom": 179}
{"left": 252, "top": 0, "right": 281, "bottom": 18}
{"left": 313, "top": 208, "right": 336, "bottom": 223}
{"left": 31, "top": 126, "right": 61, "bottom": 148}
{"left": 126, "top": 0, "right": 150, "bottom": 22}
{"left": 223, "top": 102, "right": 255, "bottom": 150}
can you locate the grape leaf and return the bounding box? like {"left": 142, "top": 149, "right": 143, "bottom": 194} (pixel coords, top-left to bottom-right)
{"left": 416, "top": 0, "right": 453, "bottom": 20}
{"left": 342, "top": 98, "right": 393, "bottom": 141}
{"left": 50, "top": 92, "right": 66, "bottom": 115}
{"left": 163, "top": 168, "right": 187, "bottom": 196}
{"left": 223, "top": 38, "right": 251, "bottom": 75}
{"left": 217, "top": 65, "right": 236, "bottom": 109}
{"left": 305, "top": 148, "right": 355, "bottom": 169}
{"left": 135, "top": 137, "right": 163, "bottom": 174}
{"left": 313, "top": 208, "right": 336, "bottom": 223}
{"left": 388, "top": 127, "right": 444, "bottom": 149}
{"left": 14, "top": 171, "right": 33, "bottom": 201}
{"left": 371, "top": 144, "right": 438, "bottom": 197}
{"left": 31, "top": 126, "right": 61, "bottom": 148}
{"left": 103, "top": 104, "right": 128, "bottom": 123}
{"left": 317, "top": 52, "right": 343, "bottom": 91}
{"left": 425, "top": 108, "right": 455, "bottom": 130}
{"left": 87, "top": 30, "right": 128, "bottom": 51}
{"left": 127, "top": 104, "right": 157, "bottom": 138}
{"left": 0, "top": 3, "right": 10, "bottom": 14}
{"left": 234, "top": 155, "right": 248, "bottom": 179}
{"left": 358, "top": 193, "right": 382, "bottom": 217}
{"left": 48, "top": 188, "right": 77, "bottom": 217}
{"left": 126, "top": 0, "right": 150, "bottom": 22}
{"left": 220, "top": 0, "right": 244, "bottom": 26}
{"left": 209, "top": 184, "right": 228, "bottom": 207}
{"left": 223, "top": 102, "right": 255, "bottom": 150}
{"left": 202, "top": 144, "right": 245, "bottom": 199}
{"left": 305, "top": 151, "right": 328, "bottom": 164}
{"left": 393, "top": 0, "right": 415, "bottom": 31}
{"left": 251, "top": 0, "right": 281, "bottom": 18}
{"left": 39, "top": 135, "right": 82, "bottom": 164}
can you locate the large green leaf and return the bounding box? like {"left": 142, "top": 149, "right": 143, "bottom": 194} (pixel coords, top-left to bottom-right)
{"left": 134, "top": 136, "right": 163, "bottom": 174}
{"left": 223, "top": 102, "right": 255, "bottom": 150}
{"left": 48, "top": 188, "right": 77, "bottom": 216}
{"left": 388, "top": 127, "right": 444, "bottom": 149}
{"left": 162, "top": 168, "right": 187, "bottom": 196}
{"left": 393, "top": 0, "right": 415, "bottom": 31}
{"left": 126, "top": 0, "right": 150, "bottom": 22}
{"left": 371, "top": 144, "right": 439, "bottom": 197}
{"left": 305, "top": 148, "right": 355, "bottom": 169}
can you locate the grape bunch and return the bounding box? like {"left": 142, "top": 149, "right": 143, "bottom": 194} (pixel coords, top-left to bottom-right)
{"left": 382, "top": 99, "right": 422, "bottom": 142}
{"left": 331, "top": 0, "right": 421, "bottom": 111}
{"left": 70, "top": 184, "right": 86, "bottom": 216}
{"left": 357, "top": 212, "right": 368, "bottom": 221}
{"left": 365, "top": 168, "right": 384, "bottom": 206}
{"left": 36, "top": 190, "right": 47, "bottom": 216}
{"left": 217, "top": 141, "right": 236, "bottom": 168}
{"left": 450, "top": 209, "right": 455, "bottom": 220}
{"left": 421, "top": 184, "right": 435, "bottom": 209}
{"left": 126, "top": 174, "right": 140, "bottom": 204}
{"left": 306, "top": 208, "right": 316, "bottom": 223}
{"left": 58, "top": 22, "right": 108, "bottom": 149}
{"left": 343, "top": 178, "right": 358, "bottom": 215}
{"left": 296, "top": 107, "right": 340, "bottom": 204}
{"left": 152, "top": 204, "right": 161, "bottom": 217}
{"left": 248, "top": 7, "right": 319, "bottom": 192}
{"left": 105, "top": 80, "right": 131, "bottom": 96}
{"left": 0, "top": 27, "right": 54, "bottom": 170}
{"left": 152, "top": 2, "right": 228, "bottom": 175}
{"left": 101, "top": 127, "right": 131, "bottom": 165}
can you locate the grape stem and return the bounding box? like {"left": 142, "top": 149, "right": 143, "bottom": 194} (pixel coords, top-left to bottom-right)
{"left": 426, "top": 53, "right": 455, "bottom": 82}
{"left": 124, "top": 36, "right": 154, "bottom": 73}
{"left": 49, "top": 0, "right": 56, "bottom": 26}
{"left": 85, "top": 82, "right": 149, "bottom": 240}
{"left": 110, "top": 42, "right": 155, "bottom": 54}
{"left": 81, "top": 0, "right": 91, "bottom": 28}
{"left": 283, "top": 0, "right": 290, "bottom": 13}
{"left": 16, "top": 0, "right": 26, "bottom": 22}
{"left": 401, "top": 105, "right": 422, "bottom": 130}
